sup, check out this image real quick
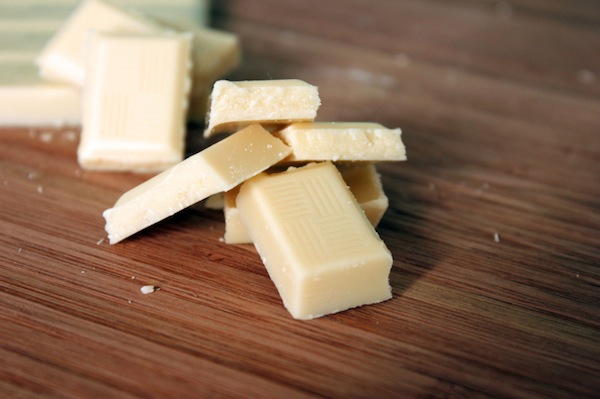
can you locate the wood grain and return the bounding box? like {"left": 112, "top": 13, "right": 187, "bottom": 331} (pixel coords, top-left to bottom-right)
{"left": 2, "top": 1, "right": 599, "bottom": 398}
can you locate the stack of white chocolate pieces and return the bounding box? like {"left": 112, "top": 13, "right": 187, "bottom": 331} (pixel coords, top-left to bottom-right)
{"left": 1, "top": 0, "right": 240, "bottom": 172}
{"left": 104, "top": 78, "right": 406, "bottom": 320}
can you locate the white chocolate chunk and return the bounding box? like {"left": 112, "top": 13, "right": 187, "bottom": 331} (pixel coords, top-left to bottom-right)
{"left": 204, "top": 79, "right": 321, "bottom": 137}
{"left": 223, "top": 186, "right": 247, "bottom": 244}
{"left": 103, "top": 124, "right": 291, "bottom": 244}
{"left": 78, "top": 31, "right": 193, "bottom": 172}
{"left": 140, "top": 285, "right": 156, "bottom": 294}
{"left": 0, "top": 62, "right": 81, "bottom": 127}
{"left": 337, "top": 163, "right": 389, "bottom": 226}
{"left": 187, "top": 28, "right": 241, "bottom": 122}
{"left": 0, "top": 0, "right": 208, "bottom": 32}
{"left": 36, "top": 0, "right": 164, "bottom": 86}
{"left": 237, "top": 162, "right": 393, "bottom": 320}
{"left": 274, "top": 122, "right": 406, "bottom": 162}
{"left": 223, "top": 163, "right": 389, "bottom": 244}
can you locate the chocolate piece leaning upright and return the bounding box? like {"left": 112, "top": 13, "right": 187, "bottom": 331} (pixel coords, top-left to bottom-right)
{"left": 237, "top": 162, "right": 393, "bottom": 320}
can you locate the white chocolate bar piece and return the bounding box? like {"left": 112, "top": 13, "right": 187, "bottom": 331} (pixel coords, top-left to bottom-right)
{"left": 223, "top": 163, "right": 389, "bottom": 244}
{"left": 36, "top": 0, "right": 164, "bottom": 86}
{"left": 103, "top": 124, "right": 291, "bottom": 244}
{"left": 0, "top": 61, "right": 81, "bottom": 127}
{"left": 204, "top": 79, "right": 321, "bottom": 137}
{"left": 187, "top": 28, "right": 241, "bottom": 122}
{"left": 78, "top": 31, "right": 193, "bottom": 172}
{"left": 223, "top": 186, "right": 247, "bottom": 244}
{"left": 337, "top": 163, "right": 389, "bottom": 226}
{"left": 0, "top": 13, "right": 81, "bottom": 126}
{"left": 274, "top": 122, "right": 406, "bottom": 162}
{"left": 237, "top": 162, "right": 393, "bottom": 319}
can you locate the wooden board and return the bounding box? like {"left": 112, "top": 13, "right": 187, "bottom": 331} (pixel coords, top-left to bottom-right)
{"left": 1, "top": 1, "right": 599, "bottom": 397}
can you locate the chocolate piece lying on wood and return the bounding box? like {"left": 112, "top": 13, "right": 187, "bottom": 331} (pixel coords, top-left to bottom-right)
{"left": 237, "top": 161, "right": 393, "bottom": 319}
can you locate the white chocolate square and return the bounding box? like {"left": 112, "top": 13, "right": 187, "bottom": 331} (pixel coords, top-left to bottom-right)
{"left": 204, "top": 79, "right": 321, "bottom": 137}
{"left": 78, "top": 31, "right": 193, "bottom": 172}
{"left": 36, "top": 0, "right": 163, "bottom": 86}
{"left": 237, "top": 162, "right": 393, "bottom": 319}
{"left": 103, "top": 124, "right": 291, "bottom": 244}
{"left": 274, "top": 122, "right": 406, "bottom": 162}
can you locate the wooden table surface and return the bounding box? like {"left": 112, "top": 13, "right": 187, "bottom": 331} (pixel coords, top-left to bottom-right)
{"left": 2, "top": 1, "right": 599, "bottom": 398}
